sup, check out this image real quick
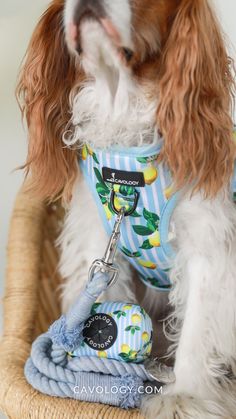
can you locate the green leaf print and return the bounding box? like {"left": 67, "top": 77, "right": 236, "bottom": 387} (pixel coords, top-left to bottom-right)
{"left": 143, "top": 208, "right": 159, "bottom": 223}
{"left": 137, "top": 157, "right": 148, "bottom": 164}
{"left": 96, "top": 182, "right": 110, "bottom": 196}
{"left": 130, "top": 210, "right": 141, "bottom": 218}
{"left": 121, "top": 247, "right": 141, "bottom": 258}
{"left": 100, "top": 196, "right": 108, "bottom": 205}
{"left": 144, "top": 278, "right": 171, "bottom": 289}
{"left": 94, "top": 167, "right": 106, "bottom": 185}
{"left": 125, "top": 325, "right": 132, "bottom": 331}
{"left": 137, "top": 155, "right": 158, "bottom": 164}
{"left": 147, "top": 219, "right": 157, "bottom": 232}
{"left": 92, "top": 153, "right": 99, "bottom": 164}
{"left": 118, "top": 352, "right": 130, "bottom": 361}
{"left": 140, "top": 239, "right": 153, "bottom": 250}
{"left": 140, "top": 307, "right": 146, "bottom": 318}
{"left": 125, "top": 325, "right": 141, "bottom": 335}
{"left": 118, "top": 352, "right": 138, "bottom": 363}
{"left": 119, "top": 185, "right": 135, "bottom": 196}
{"left": 113, "top": 310, "right": 127, "bottom": 319}
{"left": 90, "top": 302, "right": 102, "bottom": 315}
{"left": 131, "top": 326, "right": 140, "bottom": 335}
{"left": 132, "top": 225, "right": 154, "bottom": 236}
{"left": 133, "top": 251, "right": 142, "bottom": 258}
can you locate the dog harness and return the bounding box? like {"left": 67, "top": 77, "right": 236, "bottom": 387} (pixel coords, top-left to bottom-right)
{"left": 80, "top": 137, "right": 178, "bottom": 291}
{"left": 80, "top": 133, "right": 236, "bottom": 292}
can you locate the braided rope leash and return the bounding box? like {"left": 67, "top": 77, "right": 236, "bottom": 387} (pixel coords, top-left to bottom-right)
{"left": 27, "top": 333, "right": 156, "bottom": 381}
{"left": 24, "top": 334, "right": 153, "bottom": 408}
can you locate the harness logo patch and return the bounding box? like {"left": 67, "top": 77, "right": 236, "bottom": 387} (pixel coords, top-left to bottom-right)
{"left": 102, "top": 167, "right": 145, "bottom": 187}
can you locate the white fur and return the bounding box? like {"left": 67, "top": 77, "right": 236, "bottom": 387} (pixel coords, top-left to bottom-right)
{"left": 63, "top": 72, "right": 157, "bottom": 149}
{"left": 142, "top": 191, "right": 236, "bottom": 418}
{"left": 60, "top": 2, "right": 236, "bottom": 417}
{"left": 63, "top": 21, "right": 157, "bottom": 149}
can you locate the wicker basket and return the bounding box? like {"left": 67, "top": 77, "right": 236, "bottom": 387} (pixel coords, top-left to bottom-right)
{"left": 0, "top": 185, "right": 142, "bottom": 419}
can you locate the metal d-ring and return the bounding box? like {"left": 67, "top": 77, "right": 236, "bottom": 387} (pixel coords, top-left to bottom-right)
{"left": 110, "top": 189, "right": 140, "bottom": 216}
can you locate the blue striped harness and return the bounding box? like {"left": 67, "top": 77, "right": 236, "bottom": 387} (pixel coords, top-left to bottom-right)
{"left": 80, "top": 140, "right": 236, "bottom": 292}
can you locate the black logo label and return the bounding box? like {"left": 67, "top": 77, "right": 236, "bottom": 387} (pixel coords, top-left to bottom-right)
{"left": 102, "top": 167, "right": 145, "bottom": 187}
{"left": 82, "top": 313, "right": 118, "bottom": 351}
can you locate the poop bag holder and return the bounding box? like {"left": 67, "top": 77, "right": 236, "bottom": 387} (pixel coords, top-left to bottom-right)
{"left": 72, "top": 301, "right": 153, "bottom": 363}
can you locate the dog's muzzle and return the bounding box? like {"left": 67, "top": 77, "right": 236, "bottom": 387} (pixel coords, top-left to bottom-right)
{"left": 68, "top": 0, "right": 134, "bottom": 61}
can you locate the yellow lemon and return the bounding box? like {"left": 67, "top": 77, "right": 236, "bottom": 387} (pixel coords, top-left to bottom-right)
{"left": 130, "top": 350, "right": 138, "bottom": 360}
{"left": 113, "top": 184, "right": 120, "bottom": 193}
{"left": 87, "top": 144, "right": 94, "bottom": 156}
{"left": 123, "top": 304, "right": 132, "bottom": 310}
{"left": 164, "top": 185, "right": 173, "bottom": 200}
{"left": 145, "top": 343, "right": 152, "bottom": 355}
{"left": 114, "top": 196, "right": 122, "bottom": 211}
{"left": 81, "top": 145, "right": 88, "bottom": 160}
{"left": 143, "top": 166, "right": 158, "bottom": 185}
{"left": 149, "top": 231, "right": 160, "bottom": 247}
{"left": 98, "top": 351, "right": 107, "bottom": 358}
{"left": 114, "top": 197, "right": 129, "bottom": 212}
{"left": 103, "top": 203, "right": 113, "bottom": 220}
{"left": 131, "top": 313, "right": 142, "bottom": 324}
{"left": 138, "top": 259, "right": 157, "bottom": 269}
{"left": 142, "top": 332, "right": 149, "bottom": 342}
{"left": 121, "top": 344, "right": 130, "bottom": 354}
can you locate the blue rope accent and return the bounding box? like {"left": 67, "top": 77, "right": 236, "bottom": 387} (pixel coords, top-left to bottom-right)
{"left": 114, "top": 374, "right": 143, "bottom": 409}
{"left": 48, "top": 272, "right": 110, "bottom": 353}
{"left": 49, "top": 315, "right": 84, "bottom": 352}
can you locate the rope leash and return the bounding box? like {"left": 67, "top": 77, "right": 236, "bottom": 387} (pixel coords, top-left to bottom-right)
{"left": 25, "top": 333, "right": 156, "bottom": 407}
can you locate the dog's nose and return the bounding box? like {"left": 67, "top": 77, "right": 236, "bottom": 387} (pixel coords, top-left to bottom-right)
{"left": 73, "top": 0, "right": 106, "bottom": 25}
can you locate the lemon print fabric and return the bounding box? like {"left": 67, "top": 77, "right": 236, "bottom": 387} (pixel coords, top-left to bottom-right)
{"left": 143, "top": 166, "right": 158, "bottom": 185}
{"left": 79, "top": 139, "right": 178, "bottom": 291}
{"left": 71, "top": 301, "right": 153, "bottom": 364}
{"left": 98, "top": 351, "right": 107, "bottom": 358}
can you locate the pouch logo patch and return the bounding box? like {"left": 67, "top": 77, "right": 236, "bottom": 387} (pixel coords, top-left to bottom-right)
{"left": 102, "top": 167, "right": 145, "bottom": 187}
{"left": 82, "top": 313, "right": 118, "bottom": 350}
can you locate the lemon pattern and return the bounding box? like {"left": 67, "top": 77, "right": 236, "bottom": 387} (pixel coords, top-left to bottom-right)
{"left": 71, "top": 301, "right": 153, "bottom": 364}
{"left": 82, "top": 137, "right": 236, "bottom": 290}
{"left": 79, "top": 142, "right": 178, "bottom": 290}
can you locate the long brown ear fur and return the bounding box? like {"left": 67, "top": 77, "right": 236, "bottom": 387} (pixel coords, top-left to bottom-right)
{"left": 157, "top": 0, "right": 236, "bottom": 197}
{"left": 16, "top": 0, "right": 81, "bottom": 201}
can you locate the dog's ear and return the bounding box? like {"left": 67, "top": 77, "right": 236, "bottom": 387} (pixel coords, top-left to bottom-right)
{"left": 16, "top": 0, "right": 81, "bottom": 201}
{"left": 157, "top": 0, "right": 235, "bottom": 197}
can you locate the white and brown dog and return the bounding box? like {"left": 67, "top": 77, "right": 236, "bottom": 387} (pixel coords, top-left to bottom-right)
{"left": 17, "top": 0, "right": 236, "bottom": 417}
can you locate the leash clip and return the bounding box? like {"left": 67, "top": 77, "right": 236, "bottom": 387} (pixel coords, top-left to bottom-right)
{"left": 88, "top": 207, "right": 126, "bottom": 288}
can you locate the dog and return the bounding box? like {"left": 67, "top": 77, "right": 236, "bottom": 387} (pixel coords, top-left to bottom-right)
{"left": 17, "top": 0, "right": 236, "bottom": 417}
